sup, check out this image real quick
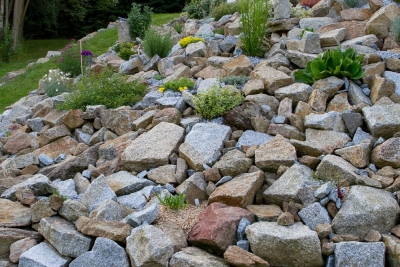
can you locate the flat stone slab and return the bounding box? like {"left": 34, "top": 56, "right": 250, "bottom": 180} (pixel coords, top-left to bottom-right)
{"left": 19, "top": 242, "right": 71, "bottom": 267}
{"left": 170, "top": 247, "right": 229, "bottom": 267}
{"left": 334, "top": 241, "right": 385, "bottom": 267}
{"left": 0, "top": 199, "right": 32, "bottom": 227}
{"left": 235, "top": 130, "right": 272, "bottom": 150}
{"left": 122, "top": 122, "right": 184, "bottom": 172}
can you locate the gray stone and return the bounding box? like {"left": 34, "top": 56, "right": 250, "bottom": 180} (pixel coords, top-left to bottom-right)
{"left": 263, "top": 164, "right": 320, "bottom": 206}
{"left": 130, "top": 202, "right": 159, "bottom": 224}
{"left": 305, "top": 111, "right": 346, "bottom": 132}
{"left": 342, "top": 112, "right": 363, "bottom": 137}
{"left": 30, "top": 198, "right": 57, "bottom": 223}
{"left": 1, "top": 173, "right": 51, "bottom": 201}
{"left": 117, "top": 186, "right": 154, "bottom": 210}
{"left": 13, "top": 153, "right": 39, "bottom": 169}
{"left": 353, "top": 127, "right": 374, "bottom": 145}
{"left": 334, "top": 241, "right": 385, "bottom": 267}
{"left": 298, "top": 32, "right": 322, "bottom": 54}
{"left": 299, "top": 17, "right": 336, "bottom": 30}
{"left": 246, "top": 222, "right": 323, "bottom": 267}
{"left": 38, "top": 154, "right": 53, "bottom": 166}
{"left": 197, "top": 78, "right": 219, "bottom": 94}
{"left": 195, "top": 23, "right": 213, "bottom": 38}
{"left": 314, "top": 182, "right": 333, "bottom": 199}
{"left": 298, "top": 202, "right": 331, "bottom": 231}
{"left": 348, "top": 81, "right": 373, "bottom": 107}
{"left": 235, "top": 130, "right": 272, "bottom": 150}
{"left": 147, "top": 165, "right": 177, "bottom": 185}
{"left": 312, "top": 76, "right": 344, "bottom": 98}
{"left": 122, "top": 122, "right": 185, "bottom": 172}
{"left": 105, "top": 171, "right": 155, "bottom": 196}
{"left": 133, "top": 91, "right": 163, "bottom": 110}
{"left": 69, "top": 237, "right": 129, "bottom": 267}
{"left": 89, "top": 199, "right": 125, "bottom": 221}
{"left": 275, "top": 83, "right": 313, "bottom": 104}
{"left": 169, "top": 247, "right": 229, "bottom": 267}
{"left": 176, "top": 172, "right": 208, "bottom": 205}
{"left": 51, "top": 179, "right": 77, "bottom": 199}
{"left": 126, "top": 225, "right": 174, "bottom": 267}
{"left": 186, "top": 41, "right": 207, "bottom": 57}
{"left": 332, "top": 185, "right": 400, "bottom": 239}
{"left": 384, "top": 71, "right": 400, "bottom": 96}
{"left": 156, "top": 97, "right": 186, "bottom": 113}
{"left": 213, "top": 149, "right": 252, "bottom": 177}
{"left": 382, "top": 234, "right": 400, "bottom": 267}
{"left": 19, "top": 242, "right": 71, "bottom": 267}
{"left": 219, "top": 35, "right": 238, "bottom": 53}
{"left": 273, "top": 0, "right": 291, "bottom": 19}
{"left": 81, "top": 175, "right": 117, "bottom": 213}
{"left": 59, "top": 199, "right": 88, "bottom": 222}
{"left": 179, "top": 123, "right": 231, "bottom": 171}
{"left": 362, "top": 103, "right": 400, "bottom": 139}
{"left": 286, "top": 50, "right": 318, "bottom": 68}
{"left": 38, "top": 216, "right": 92, "bottom": 258}
{"left": 27, "top": 118, "right": 44, "bottom": 132}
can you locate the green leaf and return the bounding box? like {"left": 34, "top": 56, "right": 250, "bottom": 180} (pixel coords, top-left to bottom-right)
{"left": 294, "top": 70, "right": 314, "bottom": 84}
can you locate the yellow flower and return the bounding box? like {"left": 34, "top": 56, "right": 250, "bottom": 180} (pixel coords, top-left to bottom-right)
{"left": 159, "top": 87, "right": 165, "bottom": 93}
{"left": 178, "top": 87, "right": 183, "bottom": 91}
{"left": 183, "top": 86, "right": 188, "bottom": 90}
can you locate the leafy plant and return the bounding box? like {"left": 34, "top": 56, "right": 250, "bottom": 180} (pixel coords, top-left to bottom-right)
{"left": 294, "top": 46, "right": 365, "bottom": 85}
{"left": 222, "top": 75, "right": 249, "bottom": 86}
{"left": 212, "top": 26, "right": 225, "bottom": 35}
{"left": 172, "top": 22, "right": 184, "bottom": 34}
{"left": 193, "top": 84, "right": 244, "bottom": 119}
{"left": 51, "top": 188, "right": 68, "bottom": 201}
{"left": 56, "top": 40, "right": 93, "bottom": 77}
{"left": 156, "top": 193, "right": 188, "bottom": 212}
{"left": 238, "top": 0, "right": 272, "bottom": 56}
{"left": 299, "top": 27, "right": 314, "bottom": 39}
{"left": 392, "top": 16, "right": 400, "bottom": 44}
{"left": 162, "top": 77, "right": 195, "bottom": 92}
{"left": 178, "top": 36, "right": 205, "bottom": 48}
{"left": 153, "top": 73, "right": 165, "bottom": 80}
{"left": 57, "top": 67, "right": 146, "bottom": 111}
{"left": 42, "top": 69, "right": 72, "bottom": 97}
{"left": 127, "top": 3, "right": 153, "bottom": 39}
{"left": 183, "top": 0, "right": 224, "bottom": 19}
{"left": 344, "top": 0, "right": 358, "bottom": 8}
{"left": 211, "top": 1, "right": 240, "bottom": 20}
{"left": 115, "top": 41, "right": 136, "bottom": 60}
{"left": 142, "top": 28, "right": 174, "bottom": 58}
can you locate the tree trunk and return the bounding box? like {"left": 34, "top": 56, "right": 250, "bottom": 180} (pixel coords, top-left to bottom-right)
{"left": 12, "top": 0, "right": 29, "bottom": 49}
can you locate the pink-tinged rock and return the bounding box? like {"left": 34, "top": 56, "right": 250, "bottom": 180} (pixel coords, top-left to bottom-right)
{"left": 224, "top": 245, "right": 270, "bottom": 267}
{"left": 15, "top": 186, "right": 38, "bottom": 206}
{"left": 371, "top": 138, "right": 400, "bottom": 168}
{"left": 62, "top": 109, "right": 85, "bottom": 129}
{"left": 3, "top": 133, "right": 33, "bottom": 155}
{"left": 9, "top": 237, "right": 37, "bottom": 263}
{"left": 188, "top": 202, "right": 255, "bottom": 254}
{"left": 0, "top": 199, "right": 31, "bottom": 227}
{"left": 208, "top": 171, "right": 264, "bottom": 208}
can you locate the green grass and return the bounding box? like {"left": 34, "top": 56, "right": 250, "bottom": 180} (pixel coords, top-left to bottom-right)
{"left": 0, "top": 27, "right": 118, "bottom": 113}
{"left": 152, "top": 13, "right": 182, "bottom": 26}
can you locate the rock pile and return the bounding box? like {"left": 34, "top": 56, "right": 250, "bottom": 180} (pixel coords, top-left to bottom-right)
{"left": 1, "top": 0, "right": 400, "bottom": 266}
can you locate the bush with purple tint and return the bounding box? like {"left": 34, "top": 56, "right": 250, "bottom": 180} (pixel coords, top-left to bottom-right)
{"left": 56, "top": 40, "right": 94, "bottom": 78}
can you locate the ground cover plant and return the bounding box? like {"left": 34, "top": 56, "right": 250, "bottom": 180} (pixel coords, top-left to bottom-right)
{"left": 193, "top": 83, "right": 244, "bottom": 119}
{"left": 179, "top": 36, "right": 205, "bottom": 48}
{"left": 57, "top": 67, "right": 146, "bottom": 111}
{"left": 160, "top": 77, "right": 195, "bottom": 92}
{"left": 115, "top": 41, "right": 135, "bottom": 60}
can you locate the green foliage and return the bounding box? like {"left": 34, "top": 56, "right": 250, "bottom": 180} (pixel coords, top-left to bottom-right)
{"left": 153, "top": 73, "right": 165, "bottom": 80}
{"left": 222, "top": 75, "right": 249, "bottom": 86}
{"left": 42, "top": 69, "right": 72, "bottom": 97}
{"left": 162, "top": 77, "right": 195, "bottom": 91}
{"left": 238, "top": 0, "right": 272, "bottom": 56}
{"left": 344, "top": 0, "right": 358, "bottom": 8}
{"left": 294, "top": 46, "right": 365, "bottom": 85}
{"left": 392, "top": 16, "right": 400, "bottom": 44}
{"left": 0, "top": 25, "right": 16, "bottom": 63}
{"left": 142, "top": 28, "right": 174, "bottom": 58}
{"left": 211, "top": 2, "right": 240, "bottom": 20}
{"left": 212, "top": 26, "right": 225, "bottom": 35}
{"left": 299, "top": 27, "right": 314, "bottom": 39}
{"left": 178, "top": 36, "right": 205, "bottom": 48}
{"left": 183, "top": 0, "right": 225, "bottom": 19}
{"left": 193, "top": 84, "right": 244, "bottom": 119}
{"left": 291, "top": 5, "right": 312, "bottom": 18}
{"left": 152, "top": 13, "right": 182, "bottom": 26}
{"left": 51, "top": 188, "right": 68, "bottom": 201}
{"left": 172, "top": 22, "right": 184, "bottom": 34}
{"left": 57, "top": 68, "right": 146, "bottom": 111}
{"left": 156, "top": 193, "right": 188, "bottom": 212}
{"left": 128, "top": 3, "right": 153, "bottom": 39}
{"left": 115, "top": 42, "right": 135, "bottom": 60}
{"left": 57, "top": 41, "right": 81, "bottom": 77}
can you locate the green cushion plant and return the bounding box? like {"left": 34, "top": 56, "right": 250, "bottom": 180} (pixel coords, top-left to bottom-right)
{"left": 294, "top": 45, "right": 365, "bottom": 85}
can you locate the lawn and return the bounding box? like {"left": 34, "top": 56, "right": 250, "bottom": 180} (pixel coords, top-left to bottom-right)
{"left": 0, "top": 13, "right": 182, "bottom": 113}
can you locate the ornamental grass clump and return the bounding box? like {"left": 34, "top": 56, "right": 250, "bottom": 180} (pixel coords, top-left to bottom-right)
{"left": 179, "top": 36, "right": 205, "bottom": 48}
{"left": 156, "top": 193, "right": 188, "bottom": 212}
{"left": 238, "top": 0, "right": 272, "bottom": 56}
{"left": 193, "top": 84, "right": 244, "bottom": 119}
{"left": 294, "top": 45, "right": 365, "bottom": 85}
{"left": 142, "top": 28, "right": 174, "bottom": 58}
{"left": 57, "top": 67, "right": 146, "bottom": 111}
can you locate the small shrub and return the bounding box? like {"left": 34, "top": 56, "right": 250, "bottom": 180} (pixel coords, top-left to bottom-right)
{"left": 392, "top": 16, "right": 400, "bottom": 43}
{"left": 156, "top": 193, "right": 188, "bottom": 212}
{"left": 172, "top": 22, "right": 184, "bottom": 34}
{"left": 42, "top": 69, "right": 72, "bottom": 97}
{"left": 51, "top": 188, "right": 68, "bottom": 201}
{"left": 294, "top": 45, "right": 365, "bottom": 84}
{"left": 56, "top": 40, "right": 93, "bottom": 77}
{"left": 222, "top": 75, "right": 249, "bottom": 85}
{"left": 344, "top": 0, "right": 358, "bottom": 8}
{"left": 212, "top": 25, "right": 225, "bottom": 35}
{"left": 193, "top": 84, "right": 244, "bottom": 119}
{"left": 211, "top": 2, "right": 240, "bottom": 20}
{"left": 57, "top": 68, "right": 146, "bottom": 111}
{"left": 300, "top": 0, "right": 321, "bottom": 8}
{"left": 161, "top": 77, "right": 195, "bottom": 92}
{"left": 179, "top": 36, "right": 205, "bottom": 48}
{"left": 142, "top": 28, "right": 174, "bottom": 58}
{"left": 153, "top": 73, "right": 165, "bottom": 80}
{"left": 127, "top": 3, "right": 153, "bottom": 39}
{"left": 115, "top": 42, "right": 135, "bottom": 60}
{"left": 0, "top": 25, "right": 15, "bottom": 62}
{"left": 183, "top": 0, "right": 225, "bottom": 19}
{"left": 239, "top": 0, "right": 272, "bottom": 56}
